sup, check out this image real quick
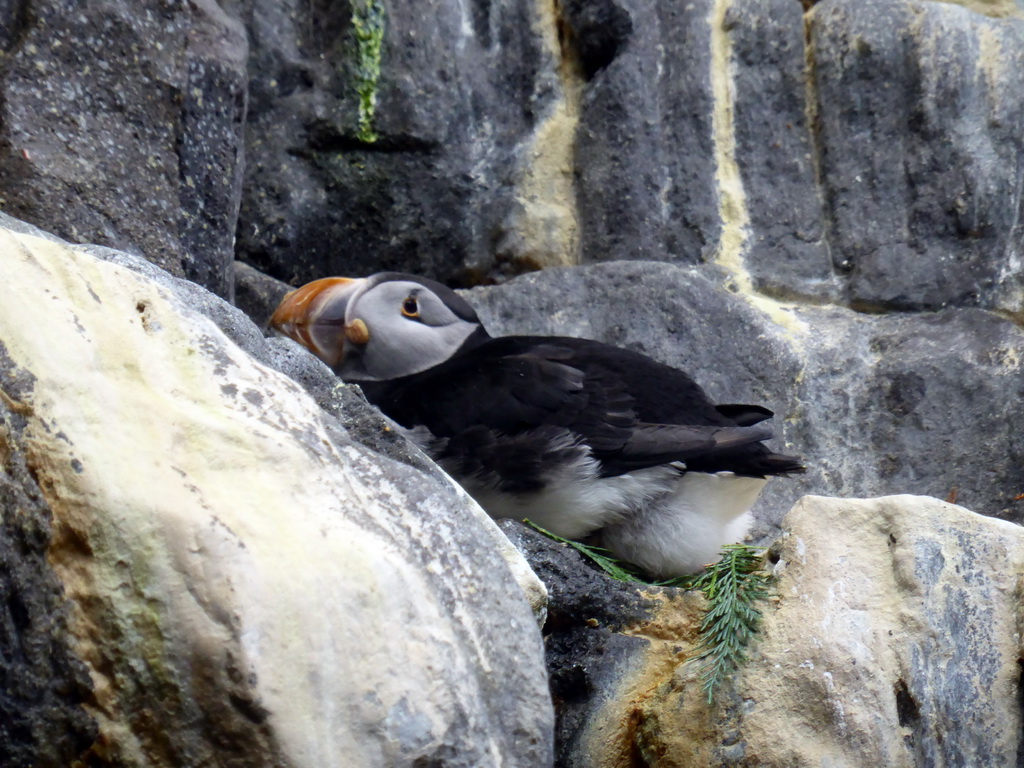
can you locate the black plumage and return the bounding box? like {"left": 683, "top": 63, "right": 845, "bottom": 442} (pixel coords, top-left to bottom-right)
{"left": 360, "top": 335, "right": 802, "bottom": 489}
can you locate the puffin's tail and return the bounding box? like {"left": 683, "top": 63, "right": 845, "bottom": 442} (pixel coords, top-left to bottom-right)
{"left": 756, "top": 451, "right": 806, "bottom": 477}
{"left": 685, "top": 443, "right": 805, "bottom": 478}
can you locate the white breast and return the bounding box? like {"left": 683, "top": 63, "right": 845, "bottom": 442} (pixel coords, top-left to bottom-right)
{"left": 600, "top": 472, "right": 766, "bottom": 577}
{"left": 404, "top": 424, "right": 766, "bottom": 577}
{"left": 407, "top": 425, "right": 681, "bottom": 540}
{"left": 461, "top": 458, "right": 681, "bottom": 540}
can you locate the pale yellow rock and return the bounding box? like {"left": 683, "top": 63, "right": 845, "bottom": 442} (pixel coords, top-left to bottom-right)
{"left": 735, "top": 495, "right": 1024, "bottom": 767}
{"left": 490, "top": 0, "right": 583, "bottom": 274}
{"left": 0, "top": 227, "right": 551, "bottom": 766}
{"left": 708, "top": 0, "right": 810, "bottom": 339}
{"left": 930, "top": 0, "right": 1024, "bottom": 19}
{"left": 569, "top": 495, "right": 1024, "bottom": 766}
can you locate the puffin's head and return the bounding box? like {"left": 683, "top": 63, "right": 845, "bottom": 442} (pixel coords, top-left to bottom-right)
{"left": 269, "top": 272, "right": 486, "bottom": 382}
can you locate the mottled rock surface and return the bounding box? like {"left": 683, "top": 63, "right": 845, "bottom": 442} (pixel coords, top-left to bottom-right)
{"left": 810, "top": 0, "right": 1024, "bottom": 311}
{"left": 511, "top": 495, "right": 1024, "bottom": 767}
{"left": 232, "top": 0, "right": 1023, "bottom": 310}
{"left": 235, "top": 0, "right": 577, "bottom": 284}
{"left": 498, "top": 520, "right": 705, "bottom": 768}
{"left": 0, "top": 219, "right": 553, "bottom": 766}
{"left": 0, "top": 381, "right": 97, "bottom": 767}
{"left": 729, "top": 495, "right": 1024, "bottom": 767}
{"left": 233, "top": 261, "right": 292, "bottom": 334}
{"left": 0, "top": 0, "right": 248, "bottom": 297}
{"left": 3, "top": 0, "right": 1023, "bottom": 307}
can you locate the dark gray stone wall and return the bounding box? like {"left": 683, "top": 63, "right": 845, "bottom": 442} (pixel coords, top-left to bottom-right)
{"left": 3, "top": 0, "right": 1022, "bottom": 307}
{"left": 568, "top": 0, "right": 719, "bottom": 265}
{"left": 732, "top": 0, "right": 834, "bottom": 297}
{"left": 0, "top": 0, "right": 248, "bottom": 298}
{"left": 234, "top": 0, "right": 555, "bottom": 284}
{"left": 810, "top": 0, "right": 1024, "bottom": 311}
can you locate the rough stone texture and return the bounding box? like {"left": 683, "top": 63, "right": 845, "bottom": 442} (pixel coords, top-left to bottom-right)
{"left": 234, "top": 0, "right": 578, "bottom": 285}
{"left": 0, "top": 219, "right": 553, "bottom": 766}
{"left": 928, "top": 0, "right": 1024, "bottom": 17}
{"left": 0, "top": 374, "right": 97, "bottom": 766}
{"left": 508, "top": 495, "right": 1024, "bottom": 767}
{"left": 568, "top": 0, "right": 715, "bottom": 265}
{"left": 4, "top": 0, "right": 1022, "bottom": 310}
{"left": 810, "top": 0, "right": 1024, "bottom": 311}
{"left": 498, "top": 520, "right": 704, "bottom": 768}
{"left": 563, "top": 0, "right": 831, "bottom": 277}
{"left": 629, "top": 496, "right": 1024, "bottom": 767}
{"left": 467, "top": 261, "right": 1024, "bottom": 532}
{"left": 731, "top": 0, "right": 835, "bottom": 298}
{"left": 0, "top": 0, "right": 248, "bottom": 298}
{"left": 227, "top": 0, "right": 1024, "bottom": 310}
{"left": 233, "top": 261, "right": 292, "bottom": 333}
{"left": 794, "top": 305, "right": 1024, "bottom": 522}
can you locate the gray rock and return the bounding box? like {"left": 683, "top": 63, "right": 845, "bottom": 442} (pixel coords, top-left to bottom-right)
{"left": 3, "top": 0, "right": 1023, "bottom": 319}
{"left": 568, "top": 0, "right": 1024, "bottom": 310}
{"left": 6, "top": 0, "right": 1021, "bottom": 320}
{"left": 809, "top": 0, "right": 1024, "bottom": 311}
{"left": 234, "top": 0, "right": 561, "bottom": 284}
{"left": 0, "top": 366, "right": 97, "bottom": 767}
{"left": 793, "top": 305, "right": 1024, "bottom": 521}
{"left": 542, "top": 495, "right": 1024, "bottom": 766}
{"left": 497, "top": 519, "right": 693, "bottom": 767}
{"left": 570, "top": 0, "right": 716, "bottom": 265}
{"left": 233, "top": 261, "right": 292, "bottom": 331}
{"left": 466, "top": 261, "right": 1024, "bottom": 530}
{"left": 731, "top": 0, "right": 835, "bottom": 298}
{"left": 228, "top": 0, "right": 1024, "bottom": 315}
{"left": 0, "top": 0, "right": 248, "bottom": 298}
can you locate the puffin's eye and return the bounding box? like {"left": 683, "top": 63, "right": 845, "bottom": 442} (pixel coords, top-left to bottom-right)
{"left": 401, "top": 296, "right": 419, "bottom": 318}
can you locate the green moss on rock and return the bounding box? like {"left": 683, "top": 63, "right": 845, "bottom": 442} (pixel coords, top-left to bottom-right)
{"left": 352, "top": 0, "right": 386, "bottom": 143}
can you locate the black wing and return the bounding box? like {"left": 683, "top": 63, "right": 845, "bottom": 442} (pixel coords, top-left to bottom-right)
{"left": 373, "top": 341, "right": 633, "bottom": 452}
{"left": 367, "top": 336, "right": 798, "bottom": 478}
{"left": 714, "top": 403, "right": 774, "bottom": 426}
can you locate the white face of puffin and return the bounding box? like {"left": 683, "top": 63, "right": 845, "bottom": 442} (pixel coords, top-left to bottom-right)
{"left": 340, "top": 279, "right": 481, "bottom": 380}
{"left": 270, "top": 275, "right": 482, "bottom": 382}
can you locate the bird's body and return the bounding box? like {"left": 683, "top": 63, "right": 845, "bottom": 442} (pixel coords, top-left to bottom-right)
{"left": 270, "top": 273, "right": 803, "bottom": 577}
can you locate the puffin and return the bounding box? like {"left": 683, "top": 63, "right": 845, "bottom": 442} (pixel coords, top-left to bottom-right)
{"left": 269, "top": 272, "right": 804, "bottom": 577}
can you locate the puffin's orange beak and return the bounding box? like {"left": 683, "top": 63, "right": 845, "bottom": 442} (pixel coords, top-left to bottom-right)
{"left": 269, "top": 277, "right": 367, "bottom": 368}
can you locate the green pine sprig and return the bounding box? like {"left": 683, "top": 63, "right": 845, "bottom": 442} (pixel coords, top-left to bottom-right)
{"left": 524, "top": 520, "right": 646, "bottom": 582}
{"left": 686, "top": 544, "right": 771, "bottom": 704}
{"left": 524, "top": 522, "right": 771, "bottom": 705}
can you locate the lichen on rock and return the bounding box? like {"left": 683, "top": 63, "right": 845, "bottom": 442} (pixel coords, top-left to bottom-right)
{"left": 351, "top": 0, "right": 387, "bottom": 143}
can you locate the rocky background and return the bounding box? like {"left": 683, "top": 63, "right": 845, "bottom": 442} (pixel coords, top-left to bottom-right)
{"left": 2, "top": 0, "right": 1024, "bottom": 766}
